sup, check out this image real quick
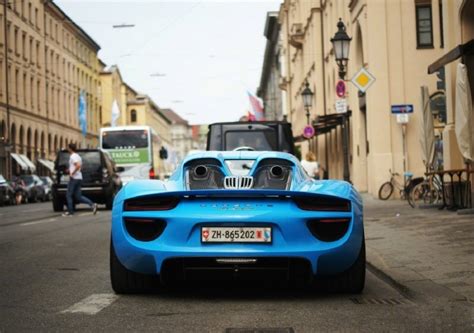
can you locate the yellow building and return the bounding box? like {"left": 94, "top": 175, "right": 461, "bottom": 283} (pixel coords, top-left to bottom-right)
{"left": 0, "top": 0, "right": 103, "bottom": 177}
{"left": 278, "top": 0, "right": 450, "bottom": 196}
{"left": 100, "top": 65, "right": 173, "bottom": 176}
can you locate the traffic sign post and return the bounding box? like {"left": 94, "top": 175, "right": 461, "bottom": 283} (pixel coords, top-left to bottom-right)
{"left": 391, "top": 104, "right": 414, "bottom": 114}
{"left": 335, "top": 99, "right": 347, "bottom": 114}
{"left": 303, "top": 125, "right": 315, "bottom": 139}
{"left": 336, "top": 80, "right": 346, "bottom": 98}
{"left": 351, "top": 67, "right": 376, "bottom": 93}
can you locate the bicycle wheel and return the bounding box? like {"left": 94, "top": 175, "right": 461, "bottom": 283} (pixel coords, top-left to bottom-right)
{"left": 408, "top": 182, "right": 428, "bottom": 208}
{"left": 378, "top": 182, "right": 394, "bottom": 200}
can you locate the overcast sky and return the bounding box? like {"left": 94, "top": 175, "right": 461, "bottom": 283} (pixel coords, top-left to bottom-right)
{"left": 55, "top": 0, "right": 281, "bottom": 125}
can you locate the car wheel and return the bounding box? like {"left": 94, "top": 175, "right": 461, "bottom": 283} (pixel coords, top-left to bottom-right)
{"left": 315, "top": 240, "right": 366, "bottom": 294}
{"left": 52, "top": 198, "right": 64, "bottom": 212}
{"left": 110, "top": 239, "right": 160, "bottom": 294}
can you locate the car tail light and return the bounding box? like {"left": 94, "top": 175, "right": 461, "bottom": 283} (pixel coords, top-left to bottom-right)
{"left": 124, "top": 218, "right": 166, "bottom": 241}
{"left": 149, "top": 168, "right": 155, "bottom": 179}
{"left": 307, "top": 218, "right": 350, "bottom": 242}
{"left": 294, "top": 196, "right": 351, "bottom": 212}
{"left": 124, "top": 196, "right": 179, "bottom": 211}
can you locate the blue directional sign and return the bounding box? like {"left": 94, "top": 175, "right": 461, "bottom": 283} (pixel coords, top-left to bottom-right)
{"left": 391, "top": 104, "right": 414, "bottom": 114}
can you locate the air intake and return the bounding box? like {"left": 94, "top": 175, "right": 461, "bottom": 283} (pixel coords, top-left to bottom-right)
{"left": 224, "top": 176, "right": 254, "bottom": 189}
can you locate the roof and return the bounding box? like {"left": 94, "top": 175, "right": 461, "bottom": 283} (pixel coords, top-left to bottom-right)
{"left": 47, "top": 1, "right": 101, "bottom": 51}
{"left": 160, "top": 109, "right": 189, "bottom": 126}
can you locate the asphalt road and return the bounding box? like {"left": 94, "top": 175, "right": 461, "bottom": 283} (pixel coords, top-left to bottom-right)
{"left": 0, "top": 202, "right": 472, "bottom": 332}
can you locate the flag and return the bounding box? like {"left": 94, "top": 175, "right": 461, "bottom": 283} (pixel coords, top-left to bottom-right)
{"left": 78, "top": 90, "right": 87, "bottom": 137}
{"left": 247, "top": 92, "right": 265, "bottom": 121}
{"left": 247, "top": 111, "right": 256, "bottom": 121}
{"left": 111, "top": 99, "right": 120, "bottom": 127}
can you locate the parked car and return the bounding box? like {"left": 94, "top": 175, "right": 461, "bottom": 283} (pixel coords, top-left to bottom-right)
{"left": 0, "top": 175, "right": 15, "bottom": 206}
{"left": 52, "top": 149, "right": 123, "bottom": 212}
{"left": 40, "top": 176, "right": 53, "bottom": 201}
{"left": 20, "top": 175, "right": 47, "bottom": 203}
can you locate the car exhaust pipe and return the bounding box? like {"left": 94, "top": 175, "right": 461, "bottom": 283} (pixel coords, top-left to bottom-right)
{"left": 270, "top": 165, "right": 284, "bottom": 178}
{"left": 193, "top": 165, "right": 209, "bottom": 178}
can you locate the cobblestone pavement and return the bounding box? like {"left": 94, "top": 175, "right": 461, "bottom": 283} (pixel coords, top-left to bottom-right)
{"left": 363, "top": 194, "right": 474, "bottom": 302}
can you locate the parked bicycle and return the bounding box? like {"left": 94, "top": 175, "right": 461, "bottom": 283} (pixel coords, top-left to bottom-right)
{"left": 378, "top": 169, "right": 423, "bottom": 207}
{"left": 408, "top": 172, "right": 443, "bottom": 208}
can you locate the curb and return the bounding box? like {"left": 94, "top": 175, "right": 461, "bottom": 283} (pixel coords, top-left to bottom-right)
{"left": 365, "top": 246, "right": 418, "bottom": 300}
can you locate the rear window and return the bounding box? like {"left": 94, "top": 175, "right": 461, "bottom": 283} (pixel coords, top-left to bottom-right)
{"left": 20, "top": 175, "right": 34, "bottom": 185}
{"left": 225, "top": 130, "right": 277, "bottom": 151}
{"left": 57, "top": 151, "right": 102, "bottom": 168}
{"left": 102, "top": 130, "right": 149, "bottom": 149}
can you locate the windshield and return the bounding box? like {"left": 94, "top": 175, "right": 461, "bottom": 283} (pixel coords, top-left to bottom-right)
{"left": 102, "top": 130, "right": 149, "bottom": 149}
{"left": 225, "top": 130, "right": 277, "bottom": 151}
{"left": 20, "top": 175, "right": 34, "bottom": 185}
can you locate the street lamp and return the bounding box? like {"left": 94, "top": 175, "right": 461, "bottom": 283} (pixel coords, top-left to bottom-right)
{"left": 330, "top": 18, "right": 352, "bottom": 80}
{"left": 301, "top": 81, "right": 314, "bottom": 124}
{"left": 331, "top": 18, "right": 352, "bottom": 183}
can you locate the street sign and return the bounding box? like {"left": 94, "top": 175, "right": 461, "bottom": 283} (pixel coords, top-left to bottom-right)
{"left": 336, "top": 80, "right": 346, "bottom": 98}
{"left": 391, "top": 104, "right": 414, "bottom": 114}
{"left": 335, "top": 99, "right": 347, "bottom": 114}
{"left": 351, "top": 67, "right": 376, "bottom": 93}
{"left": 396, "top": 114, "right": 409, "bottom": 123}
{"left": 303, "top": 125, "right": 315, "bottom": 139}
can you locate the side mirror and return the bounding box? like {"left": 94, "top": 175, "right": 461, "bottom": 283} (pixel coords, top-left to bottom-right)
{"left": 115, "top": 166, "right": 125, "bottom": 173}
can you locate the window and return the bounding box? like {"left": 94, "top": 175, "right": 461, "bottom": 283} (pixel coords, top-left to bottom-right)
{"left": 28, "top": 2, "right": 32, "bottom": 23}
{"left": 14, "top": 27, "right": 19, "bottom": 54}
{"left": 439, "top": 0, "right": 444, "bottom": 48}
{"left": 34, "top": 8, "right": 38, "bottom": 28}
{"left": 131, "top": 109, "right": 137, "bottom": 123}
{"left": 416, "top": 3, "right": 434, "bottom": 48}
{"left": 29, "top": 37, "right": 33, "bottom": 62}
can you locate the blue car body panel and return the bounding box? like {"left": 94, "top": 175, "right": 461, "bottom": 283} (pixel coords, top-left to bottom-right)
{"left": 111, "top": 151, "right": 364, "bottom": 276}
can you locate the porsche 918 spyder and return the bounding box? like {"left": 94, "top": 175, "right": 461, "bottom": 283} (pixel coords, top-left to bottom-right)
{"left": 110, "top": 151, "right": 365, "bottom": 293}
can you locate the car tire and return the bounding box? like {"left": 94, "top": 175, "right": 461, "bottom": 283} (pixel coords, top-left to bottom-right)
{"left": 110, "top": 239, "right": 160, "bottom": 294}
{"left": 52, "top": 198, "right": 64, "bottom": 212}
{"left": 315, "top": 240, "right": 366, "bottom": 294}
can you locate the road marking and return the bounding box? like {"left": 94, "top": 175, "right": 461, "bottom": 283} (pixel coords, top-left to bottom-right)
{"left": 61, "top": 294, "right": 118, "bottom": 315}
{"left": 20, "top": 218, "right": 57, "bottom": 226}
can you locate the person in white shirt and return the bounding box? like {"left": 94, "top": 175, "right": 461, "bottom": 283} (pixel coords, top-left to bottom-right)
{"left": 62, "top": 143, "right": 98, "bottom": 216}
{"left": 301, "top": 151, "right": 320, "bottom": 180}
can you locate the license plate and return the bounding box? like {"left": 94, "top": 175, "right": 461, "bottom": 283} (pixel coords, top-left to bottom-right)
{"left": 201, "top": 227, "right": 272, "bottom": 243}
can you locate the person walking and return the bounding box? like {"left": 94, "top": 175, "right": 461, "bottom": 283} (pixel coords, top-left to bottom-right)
{"left": 301, "top": 151, "right": 320, "bottom": 180}
{"left": 62, "top": 143, "right": 98, "bottom": 216}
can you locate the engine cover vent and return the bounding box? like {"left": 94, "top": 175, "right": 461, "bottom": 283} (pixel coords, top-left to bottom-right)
{"left": 224, "top": 176, "right": 254, "bottom": 190}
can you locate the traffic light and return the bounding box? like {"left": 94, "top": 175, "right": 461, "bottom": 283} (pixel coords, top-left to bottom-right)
{"left": 159, "top": 146, "right": 168, "bottom": 160}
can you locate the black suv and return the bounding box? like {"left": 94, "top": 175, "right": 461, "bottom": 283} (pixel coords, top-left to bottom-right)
{"left": 207, "top": 121, "right": 295, "bottom": 155}
{"left": 52, "top": 149, "right": 123, "bottom": 212}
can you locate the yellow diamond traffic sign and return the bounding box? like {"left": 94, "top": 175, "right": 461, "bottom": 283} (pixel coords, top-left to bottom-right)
{"left": 351, "top": 67, "right": 376, "bottom": 93}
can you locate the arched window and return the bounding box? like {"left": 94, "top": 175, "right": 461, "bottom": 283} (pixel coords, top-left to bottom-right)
{"left": 130, "top": 109, "right": 137, "bottom": 123}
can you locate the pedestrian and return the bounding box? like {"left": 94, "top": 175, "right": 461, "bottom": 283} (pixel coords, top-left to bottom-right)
{"left": 62, "top": 143, "right": 98, "bottom": 216}
{"left": 301, "top": 151, "right": 320, "bottom": 180}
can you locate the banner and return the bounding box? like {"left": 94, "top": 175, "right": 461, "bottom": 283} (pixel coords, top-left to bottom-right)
{"left": 78, "top": 90, "right": 87, "bottom": 137}
{"left": 111, "top": 99, "right": 120, "bottom": 127}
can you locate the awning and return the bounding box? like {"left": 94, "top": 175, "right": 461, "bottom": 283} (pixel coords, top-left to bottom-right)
{"left": 312, "top": 112, "right": 352, "bottom": 136}
{"left": 38, "top": 159, "right": 55, "bottom": 173}
{"left": 428, "top": 39, "right": 474, "bottom": 74}
{"left": 19, "top": 154, "right": 36, "bottom": 172}
{"left": 11, "top": 153, "right": 28, "bottom": 171}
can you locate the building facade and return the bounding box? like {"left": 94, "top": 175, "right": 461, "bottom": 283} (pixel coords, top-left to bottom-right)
{"left": 276, "top": 0, "right": 451, "bottom": 196}
{"left": 257, "top": 12, "right": 284, "bottom": 121}
{"left": 0, "top": 0, "right": 103, "bottom": 177}
{"left": 160, "top": 108, "right": 193, "bottom": 167}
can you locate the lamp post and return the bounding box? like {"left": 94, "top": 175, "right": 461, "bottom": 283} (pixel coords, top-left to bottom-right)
{"left": 301, "top": 81, "right": 314, "bottom": 125}
{"left": 330, "top": 18, "right": 352, "bottom": 80}
{"left": 331, "top": 18, "right": 352, "bottom": 182}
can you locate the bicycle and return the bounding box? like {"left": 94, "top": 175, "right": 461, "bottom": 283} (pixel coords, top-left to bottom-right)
{"left": 378, "top": 169, "right": 423, "bottom": 205}
{"left": 408, "top": 172, "right": 443, "bottom": 208}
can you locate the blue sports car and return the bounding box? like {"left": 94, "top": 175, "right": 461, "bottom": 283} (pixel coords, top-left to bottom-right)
{"left": 110, "top": 151, "right": 365, "bottom": 293}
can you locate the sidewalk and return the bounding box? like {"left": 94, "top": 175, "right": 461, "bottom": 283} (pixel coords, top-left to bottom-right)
{"left": 363, "top": 194, "right": 474, "bottom": 302}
